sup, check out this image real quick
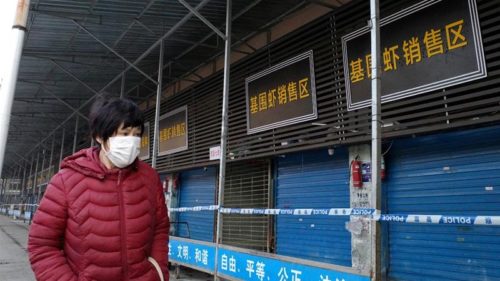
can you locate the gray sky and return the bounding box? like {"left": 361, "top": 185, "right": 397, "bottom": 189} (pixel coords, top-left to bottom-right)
{"left": 0, "top": 0, "right": 18, "bottom": 82}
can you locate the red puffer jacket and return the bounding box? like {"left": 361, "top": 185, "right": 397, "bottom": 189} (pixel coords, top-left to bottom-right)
{"left": 28, "top": 147, "right": 169, "bottom": 281}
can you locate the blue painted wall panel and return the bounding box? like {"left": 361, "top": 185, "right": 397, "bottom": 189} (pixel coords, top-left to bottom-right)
{"left": 178, "top": 167, "right": 217, "bottom": 242}
{"left": 386, "top": 126, "right": 500, "bottom": 281}
{"left": 275, "top": 148, "right": 351, "bottom": 266}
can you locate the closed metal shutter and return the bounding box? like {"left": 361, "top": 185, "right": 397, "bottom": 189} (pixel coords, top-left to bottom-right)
{"left": 386, "top": 126, "right": 500, "bottom": 281}
{"left": 222, "top": 160, "right": 271, "bottom": 252}
{"left": 275, "top": 148, "right": 351, "bottom": 266}
{"left": 177, "top": 167, "right": 217, "bottom": 242}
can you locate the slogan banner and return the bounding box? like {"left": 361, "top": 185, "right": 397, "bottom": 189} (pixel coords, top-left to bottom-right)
{"left": 169, "top": 237, "right": 216, "bottom": 274}
{"left": 342, "top": 0, "right": 486, "bottom": 110}
{"left": 158, "top": 106, "right": 188, "bottom": 156}
{"left": 168, "top": 237, "right": 369, "bottom": 281}
{"left": 139, "top": 122, "right": 150, "bottom": 160}
{"left": 217, "top": 247, "right": 369, "bottom": 281}
{"left": 246, "top": 50, "right": 317, "bottom": 134}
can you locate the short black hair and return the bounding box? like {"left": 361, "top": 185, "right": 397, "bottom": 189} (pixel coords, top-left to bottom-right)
{"left": 89, "top": 98, "right": 144, "bottom": 144}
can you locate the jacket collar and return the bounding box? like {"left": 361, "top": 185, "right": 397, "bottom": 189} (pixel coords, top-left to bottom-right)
{"left": 61, "top": 147, "right": 138, "bottom": 180}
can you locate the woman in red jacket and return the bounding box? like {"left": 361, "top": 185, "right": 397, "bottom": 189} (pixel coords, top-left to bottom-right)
{"left": 28, "top": 98, "right": 169, "bottom": 281}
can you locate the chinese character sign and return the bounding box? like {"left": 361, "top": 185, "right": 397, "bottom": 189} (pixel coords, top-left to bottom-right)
{"left": 342, "top": 0, "right": 486, "bottom": 110}
{"left": 217, "top": 247, "right": 369, "bottom": 281}
{"left": 158, "top": 106, "right": 188, "bottom": 155}
{"left": 209, "top": 146, "right": 221, "bottom": 161}
{"left": 246, "top": 50, "right": 317, "bottom": 134}
{"left": 169, "top": 237, "right": 216, "bottom": 273}
{"left": 138, "top": 122, "right": 150, "bottom": 160}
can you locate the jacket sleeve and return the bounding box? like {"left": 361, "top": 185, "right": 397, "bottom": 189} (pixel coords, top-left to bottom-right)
{"left": 28, "top": 173, "right": 78, "bottom": 281}
{"left": 150, "top": 174, "right": 170, "bottom": 281}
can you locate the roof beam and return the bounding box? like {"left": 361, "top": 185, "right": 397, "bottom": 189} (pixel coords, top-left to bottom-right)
{"left": 178, "top": 0, "right": 226, "bottom": 40}
{"left": 100, "top": 0, "right": 157, "bottom": 59}
{"left": 134, "top": 19, "right": 156, "bottom": 36}
{"left": 127, "top": 0, "right": 265, "bottom": 99}
{"left": 49, "top": 60, "right": 103, "bottom": 99}
{"left": 39, "top": 86, "right": 89, "bottom": 121}
{"left": 72, "top": 19, "right": 158, "bottom": 85}
{"left": 23, "top": 0, "right": 213, "bottom": 157}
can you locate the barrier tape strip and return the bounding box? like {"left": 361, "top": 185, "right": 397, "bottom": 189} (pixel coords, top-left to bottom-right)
{"left": 0, "top": 203, "right": 39, "bottom": 207}
{"left": 4, "top": 204, "right": 498, "bottom": 226}
{"left": 170, "top": 205, "right": 219, "bottom": 212}
{"left": 168, "top": 206, "right": 500, "bottom": 226}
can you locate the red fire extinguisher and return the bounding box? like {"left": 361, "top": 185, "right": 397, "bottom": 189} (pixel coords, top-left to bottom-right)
{"left": 351, "top": 157, "right": 363, "bottom": 188}
{"left": 163, "top": 177, "right": 168, "bottom": 192}
{"left": 380, "top": 156, "right": 386, "bottom": 181}
{"left": 172, "top": 173, "right": 180, "bottom": 190}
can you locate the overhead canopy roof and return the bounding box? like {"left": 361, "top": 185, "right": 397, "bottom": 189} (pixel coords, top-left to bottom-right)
{"left": 3, "top": 0, "right": 350, "bottom": 177}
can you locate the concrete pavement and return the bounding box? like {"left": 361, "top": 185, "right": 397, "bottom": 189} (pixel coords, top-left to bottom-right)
{"left": 0, "top": 215, "right": 35, "bottom": 281}
{"left": 0, "top": 215, "right": 212, "bottom": 281}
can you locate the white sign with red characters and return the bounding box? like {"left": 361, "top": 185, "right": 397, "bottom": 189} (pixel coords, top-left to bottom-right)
{"left": 210, "top": 146, "right": 221, "bottom": 161}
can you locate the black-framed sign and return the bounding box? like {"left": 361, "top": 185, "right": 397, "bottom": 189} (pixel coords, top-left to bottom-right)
{"left": 245, "top": 50, "right": 317, "bottom": 134}
{"left": 139, "top": 122, "right": 150, "bottom": 160}
{"left": 158, "top": 106, "right": 188, "bottom": 156}
{"left": 342, "top": 0, "right": 486, "bottom": 111}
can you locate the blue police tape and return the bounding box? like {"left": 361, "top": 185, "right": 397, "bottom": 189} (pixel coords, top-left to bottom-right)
{"left": 169, "top": 206, "right": 500, "bottom": 226}
{"left": 170, "top": 206, "right": 375, "bottom": 216}
{"left": 374, "top": 214, "right": 500, "bottom": 226}
{"left": 170, "top": 205, "right": 219, "bottom": 212}
{"left": 218, "top": 207, "right": 376, "bottom": 216}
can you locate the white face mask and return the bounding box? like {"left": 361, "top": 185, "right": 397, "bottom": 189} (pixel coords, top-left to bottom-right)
{"left": 103, "top": 136, "right": 141, "bottom": 168}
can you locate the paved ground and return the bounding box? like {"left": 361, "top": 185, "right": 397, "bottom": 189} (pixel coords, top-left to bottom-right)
{"left": 0, "top": 215, "right": 213, "bottom": 281}
{"left": 0, "top": 215, "right": 35, "bottom": 281}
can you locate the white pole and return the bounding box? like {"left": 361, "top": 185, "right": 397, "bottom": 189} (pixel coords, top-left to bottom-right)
{"left": 214, "top": 1, "right": 231, "bottom": 280}
{"left": 151, "top": 40, "right": 164, "bottom": 169}
{"left": 32, "top": 151, "right": 40, "bottom": 196}
{"left": 72, "top": 116, "right": 79, "bottom": 154}
{"left": 370, "top": 0, "right": 382, "bottom": 280}
{"left": 0, "top": 0, "right": 31, "bottom": 176}
{"left": 47, "top": 134, "right": 55, "bottom": 179}
{"left": 37, "top": 149, "right": 46, "bottom": 202}
{"left": 59, "top": 128, "right": 65, "bottom": 169}
{"left": 20, "top": 162, "right": 27, "bottom": 197}
{"left": 27, "top": 154, "right": 34, "bottom": 195}
{"left": 120, "top": 70, "right": 126, "bottom": 98}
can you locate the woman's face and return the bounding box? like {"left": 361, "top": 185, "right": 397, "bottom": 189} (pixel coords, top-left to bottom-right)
{"left": 99, "top": 123, "right": 142, "bottom": 150}
{"left": 114, "top": 123, "right": 142, "bottom": 138}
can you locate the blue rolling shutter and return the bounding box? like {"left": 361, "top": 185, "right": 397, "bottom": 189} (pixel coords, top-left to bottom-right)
{"left": 275, "top": 148, "right": 351, "bottom": 266}
{"left": 386, "top": 126, "right": 500, "bottom": 281}
{"left": 178, "top": 167, "right": 217, "bottom": 242}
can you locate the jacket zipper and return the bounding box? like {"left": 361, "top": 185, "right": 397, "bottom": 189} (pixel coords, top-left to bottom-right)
{"left": 117, "top": 170, "right": 129, "bottom": 280}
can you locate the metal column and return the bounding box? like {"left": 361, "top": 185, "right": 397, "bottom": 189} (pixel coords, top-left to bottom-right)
{"left": 32, "top": 151, "right": 40, "bottom": 203}
{"left": 59, "top": 128, "right": 65, "bottom": 169}
{"left": 20, "top": 162, "right": 27, "bottom": 197}
{"left": 369, "top": 0, "right": 382, "bottom": 280}
{"left": 151, "top": 40, "right": 164, "bottom": 169}
{"left": 120, "top": 69, "right": 126, "bottom": 98}
{"left": 47, "top": 134, "right": 55, "bottom": 181}
{"left": 15, "top": 165, "right": 22, "bottom": 197}
{"left": 72, "top": 116, "right": 79, "bottom": 154}
{"left": 27, "top": 154, "right": 34, "bottom": 197}
{"left": 0, "top": 0, "right": 31, "bottom": 176}
{"left": 0, "top": 179, "right": 5, "bottom": 204}
{"left": 37, "top": 149, "right": 47, "bottom": 203}
{"left": 214, "top": 1, "right": 231, "bottom": 280}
